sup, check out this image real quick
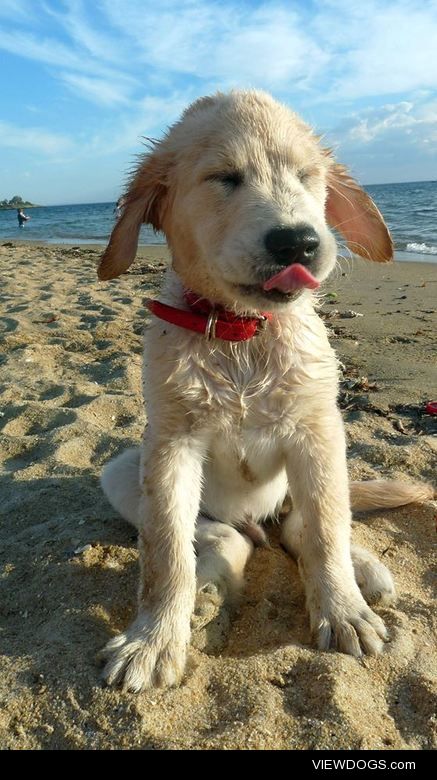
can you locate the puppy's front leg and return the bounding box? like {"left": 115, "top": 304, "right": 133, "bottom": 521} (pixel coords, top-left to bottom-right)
{"left": 101, "top": 431, "right": 205, "bottom": 691}
{"left": 285, "top": 410, "right": 388, "bottom": 657}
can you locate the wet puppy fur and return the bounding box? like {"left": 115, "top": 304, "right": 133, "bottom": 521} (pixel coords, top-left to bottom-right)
{"left": 97, "top": 90, "right": 432, "bottom": 691}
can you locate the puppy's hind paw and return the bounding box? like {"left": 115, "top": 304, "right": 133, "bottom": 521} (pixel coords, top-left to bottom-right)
{"left": 190, "top": 583, "right": 231, "bottom": 653}
{"left": 352, "top": 544, "right": 396, "bottom": 606}
{"left": 191, "top": 583, "right": 224, "bottom": 630}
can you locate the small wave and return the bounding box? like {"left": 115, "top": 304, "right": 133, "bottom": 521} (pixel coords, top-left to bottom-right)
{"left": 405, "top": 242, "right": 437, "bottom": 255}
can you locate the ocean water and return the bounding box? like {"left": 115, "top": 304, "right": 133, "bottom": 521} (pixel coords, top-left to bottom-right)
{"left": 366, "top": 180, "right": 437, "bottom": 262}
{"left": 1, "top": 180, "right": 436, "bottom": 261}
{"left": 0, "top": 201, "right": 161, "bottom": 246}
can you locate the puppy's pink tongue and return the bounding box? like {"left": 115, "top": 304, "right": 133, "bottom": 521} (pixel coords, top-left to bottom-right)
{"left": 263, "top": 263, "right": 320, "bottom": 293}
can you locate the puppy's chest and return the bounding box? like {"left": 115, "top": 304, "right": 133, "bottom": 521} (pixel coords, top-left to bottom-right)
{"left": 197, "top": 359, "right": 294, "bottom": 428}
{"left": 176, "top": 335, "right": 337, "bottom": 432}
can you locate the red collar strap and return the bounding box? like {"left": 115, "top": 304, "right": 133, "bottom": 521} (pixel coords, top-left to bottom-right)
{"left": 145, "top": 290, "right": 272, "bottom": 342}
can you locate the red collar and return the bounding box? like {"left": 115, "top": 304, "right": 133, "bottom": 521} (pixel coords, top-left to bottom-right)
{"left": 145, "top": 290, "right": 272, "bottom": 342}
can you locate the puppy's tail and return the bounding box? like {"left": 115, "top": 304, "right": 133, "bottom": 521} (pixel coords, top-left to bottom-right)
{"left": 350, "top": 479, "right": 435, "bottom": 512}
{"left": 101, "top": 447, "right": 142, "bottom": 528}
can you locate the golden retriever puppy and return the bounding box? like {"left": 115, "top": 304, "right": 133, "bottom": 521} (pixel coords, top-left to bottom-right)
{"left": 97, "top": 90, "right": 432, "bottom": 691}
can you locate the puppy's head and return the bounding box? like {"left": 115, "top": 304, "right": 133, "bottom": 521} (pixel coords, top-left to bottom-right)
{"left": 99, "top": 91, "right": 393, "bottom": 311}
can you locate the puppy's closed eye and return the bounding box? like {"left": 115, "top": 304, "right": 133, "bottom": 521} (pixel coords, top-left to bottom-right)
{"left": 205, "top": 171, "right": 244, "bottom": 190}
{"left": 296, "top": 166, "right": 320, "bottom": 185}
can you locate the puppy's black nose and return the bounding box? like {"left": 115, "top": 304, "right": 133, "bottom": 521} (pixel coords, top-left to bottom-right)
{"left": 264, "top": 225, "right": 320, "bottom": 265}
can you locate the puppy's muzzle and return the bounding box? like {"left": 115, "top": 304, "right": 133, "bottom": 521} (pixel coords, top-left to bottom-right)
{"left": 264, "top": 224, "right": 320, "bottom": 266}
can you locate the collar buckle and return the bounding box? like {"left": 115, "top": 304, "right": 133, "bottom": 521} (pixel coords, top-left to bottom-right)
{"left": 254, "top": 314, "right": 268, "bottom": 335}
{"left": 205, "top": 309, "right": 218, "bottom": 340}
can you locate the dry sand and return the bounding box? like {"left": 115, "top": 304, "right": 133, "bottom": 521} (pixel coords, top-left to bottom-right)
{"left": 0, "top": 242, "right": 436, "bottom": 751}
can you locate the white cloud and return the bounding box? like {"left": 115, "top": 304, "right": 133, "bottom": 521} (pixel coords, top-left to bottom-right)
{"left": 43, "top": 0, "right": 127, "bottom": 64}
{"left": 0, "top": 28, "right": 89, "bottom": 71}
{"left": 0, "top": 0, "right": 35, "bottom": 21}
{"left": 0, "top": 120, "right": 73, "bottom": 155}
{"left": 0, "top": 26, "right": 138, "bottom": 106}
{"left": 60, "top": 72, "right": 132, "bottom": 106}
{"left": 88, "top": 92, "right": 196, "bottom": 156}
{"left": 347, "top": 103, "right": 415, "bottom": 143}
{"left": 207, "top": 7, "right": 329, "bottom": 89}
{"left": 100, "top": 0, "right": 329, "bottom": 90}
{"left": 313, "top": 0, "right": 437, "bottom": 100}
{"left": 96, "top": 0, "right": 437, "bottom": 101}
{"left": 328, "top": 97, "right": 437, "bottom": 183}
{"left": 342, "top": 101, "right": 437, "bottom": 149}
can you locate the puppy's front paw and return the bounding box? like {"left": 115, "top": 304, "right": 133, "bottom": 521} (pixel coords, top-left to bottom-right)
{"left": 308, "top": 589, "right": 388, "bottom": 658}
{"left": 100, "top": 612, "right": 189, "bottom": 692}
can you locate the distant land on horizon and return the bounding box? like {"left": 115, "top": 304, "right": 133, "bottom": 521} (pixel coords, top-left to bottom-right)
{"left": 0, "top": 196, "right": 39, "bottom": 210}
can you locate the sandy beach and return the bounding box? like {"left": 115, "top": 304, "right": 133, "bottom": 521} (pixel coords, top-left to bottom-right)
{"left": 0, "top": 241, "right": 435, "bottom": 751}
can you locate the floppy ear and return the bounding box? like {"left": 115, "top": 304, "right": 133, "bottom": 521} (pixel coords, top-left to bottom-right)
{"left": 326, "top": 163, "right": 393, "bottom": 262}
{"left": 98, "top": 146, "right": 170, "bottom": 281}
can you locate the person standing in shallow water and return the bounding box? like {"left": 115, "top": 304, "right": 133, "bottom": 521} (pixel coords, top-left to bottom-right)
{"left": 113, "top": 197, "right": 125, "bottom": 220}
{"left": 17, "top": 208, "right": 30, "bottom": 227}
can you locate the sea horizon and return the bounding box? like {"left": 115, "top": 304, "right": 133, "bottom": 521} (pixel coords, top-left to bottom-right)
{"left": 5, "top": 177, "right": 432, "bottom": 209}
{"left": 1, "top": 180, "right": 436, "bottom": 261}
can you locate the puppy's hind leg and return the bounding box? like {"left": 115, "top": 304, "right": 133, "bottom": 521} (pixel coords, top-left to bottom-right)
{"left": 281, "top": 510, "right": 396, "bottom": 607}
{"left": 280, "top": 507, "right": 303, "bottom": 559}
{"left": 100, "top": 447, "right": 141, "bottom": 527}
{"left": 191, "top": 517, "right": 253, "bottom": 651}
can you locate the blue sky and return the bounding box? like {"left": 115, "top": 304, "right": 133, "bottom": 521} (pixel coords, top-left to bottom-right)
{"left": 1, "top": 0, "right": 436, "bottom": 205}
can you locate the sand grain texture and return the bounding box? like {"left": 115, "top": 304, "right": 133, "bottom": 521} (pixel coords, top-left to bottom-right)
{"left": 0, "top": 243, "right": 436, "bottom": 750}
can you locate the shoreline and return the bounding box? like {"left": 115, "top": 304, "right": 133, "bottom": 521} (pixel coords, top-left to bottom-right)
{"left": 1, "top": 238, "right": 167, "bottom": 260}
{"left": 1, "top": 238, "right": 437, "bottom": 263}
